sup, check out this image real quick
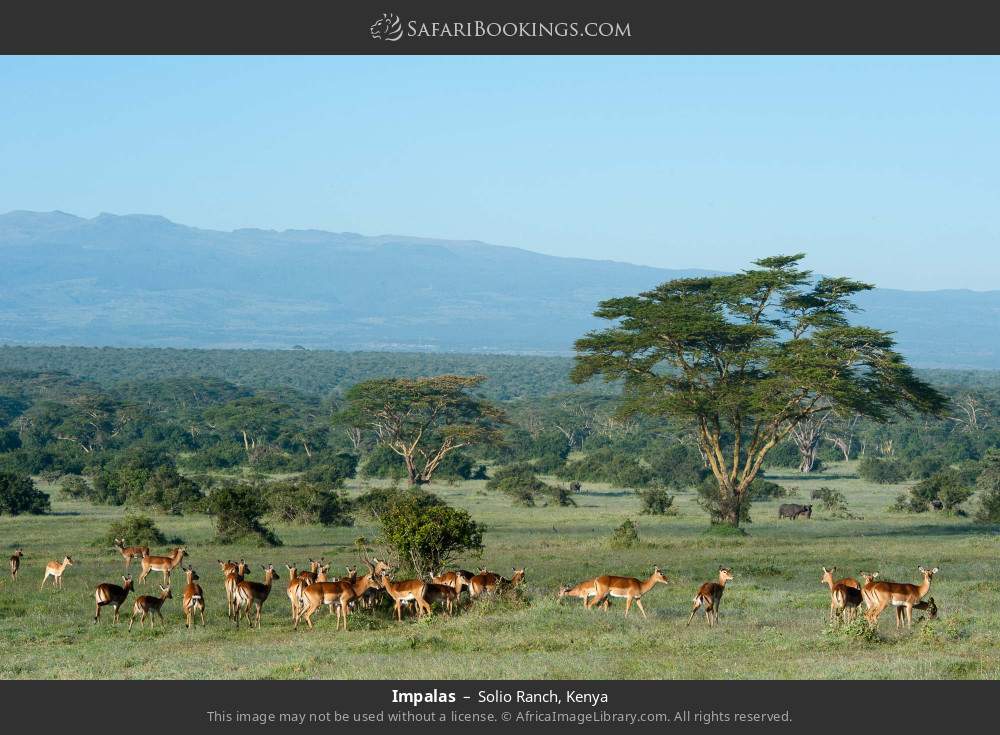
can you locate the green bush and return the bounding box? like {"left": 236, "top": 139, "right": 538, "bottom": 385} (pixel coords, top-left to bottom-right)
{"left": 359, "top": 445, "right": 408, "bottom": 480}
{"left": 302, "top": 451, "right": 358, "bottom": 487}
{"left": 207, "top": 481, "right": 282, "bottom": 546}
{"left": 696, "top": 477, "right": 752, "bottom": 524}
{"left": 608, "top": 518, "right": 641, "bottom": 549}
{"left": 486, "top": 463, "right": 575, "bottom": 507}
{"left": 638, "top": 487, "right": 676, "bottom": 515}
{"left": 557, "top": 448, "right": 655, "bottom": 488}
{"left": 130, "top": 467, "right": 204, "bottom": 515}
{"left": 810, "top": 486, "right": 861, "bottom": 519}
{"left": 95, "top": 514, "right": 171, "bottom": 548}
{"left": 264, "top": 480, "right": 354, "bottom": 526}
{"left": 910, "top": 469, "right": 974, "bottom": 514}
{"left": 367, "top": 488, "right": 484, "bottom": 575}
{"left": 975, "top": 449, "right": 1000, "bottom": 523}
{"left": 0, "top": 471, "right": 51, "bottom": 516}
{"left": 59, "top": 474, "right": 91, "bottom": 499}
{"left": 858, "top": 456, "right": 907, "bottom": 484}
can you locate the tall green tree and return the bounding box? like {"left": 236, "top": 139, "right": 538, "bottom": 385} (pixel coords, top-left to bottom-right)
{"left": 572, "top": 254, "right": 946, "bottom": 527}
{"left": 338, "top": 375, "right": 505, "bottom": 486}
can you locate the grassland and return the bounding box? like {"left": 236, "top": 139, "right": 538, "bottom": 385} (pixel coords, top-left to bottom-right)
{"left": 1, "top": 462, "right": 998, "bottom": 680}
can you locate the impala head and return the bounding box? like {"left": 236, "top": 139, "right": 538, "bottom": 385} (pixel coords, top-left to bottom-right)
{"left": 262, "top": 564, "right": 277, "bottom": 581}
{"left": 114, "top": 538, "right": 125, "bottom": 549}
{"left": 859, "top": 571, "right": 880, "bottom": 585}
{"left": 820, "top": 566, "right": 836, "bottom": 585}
{"left": 650, "top": 566, "right": 669, "bottom": 585}
{"left": 178, "top": 547, "right": 189, "bottom": 558}
{"left": 511, "top": 567, "right": 526, "bottom": 584}
{"left": 285, "top": 563, "right": 297, "bottom": 578}
{"left": 557, "top": 584, "right": 572, "bottom": 598}
{"left": 218, "top": 559, "right": 233, "bottom": 571}
{"left": 718, "top": 566, "right": 734, "bottom": 583}
{"left": 345, "top": 565, "right": 358, "bottom": 581}
{"left": 184, "top": 566, "right": 199, "bottom": 583}
{"left": 122, "top": 575, "right": 133, "bottom": 590}
{"left": 479, "top": 567, "right": 489, "bottom": 575}
{"left": 63, "top": 555, "right": 74, "bottom": 566}
{"left": 159, "top": 585, "right": 172, "bottom": 599}
{"left": 237, "top": 559, "right": 250, "bottom": 576}
{"left": 918, "top": 566, "right": 939, "bottom": 579}
{"left": 12, "top": 549, "right": 23, "bottom": 559}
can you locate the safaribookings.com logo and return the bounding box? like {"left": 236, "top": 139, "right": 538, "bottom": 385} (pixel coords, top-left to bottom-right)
{"left": 369, "top": 13, "right": 631, "bottom": 42}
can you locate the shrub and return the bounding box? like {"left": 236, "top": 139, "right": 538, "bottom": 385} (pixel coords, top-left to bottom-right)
{"left": 748, "top": 477, "right": 789, "bottom": 500}
{"left": 207, "top": 481, "right": 282, "bottom": 546}
{"left": 557, "top": 448, "right": 654, "bottom": 488}
{"left": 487, "top": 463, "right": 575, "bottom": 507}
{"left": 639, "top": 487, "right": 676, "bottom": 515}
{"left": 608, "top": 518, "right": 641, "bottom": 549}
{"left": 975, "top": 449, "right": 1000, "bottom": 523}
{"left": 0, "top": 471, "right": 51, "bottom": 516}
{"left": 645, "top": 443, "right": 708, "bottom": 489}
{"left": 96, "top": 514, "right": 171, "bottom": 548}
{"left": 366, "top": 488, "right": 484, "bottom": 575}
{"left": 910, "top": 469, "right": 974, "bottom": 514}
{"left": 59, "top": 474, "right": 91, "bottom": 499}
{"left": 131, "top": 467, "right": 204, "bottom": 515}
{"left": 907, "top": 454, "right": 946, "bottom": 480}
{"left": 264, "top": 480, "right": 353, "bottom": 526}
{"left": 810, "top": 486, "right": 861, "bottom": 519}
{"left": 359, "top": 445, "right": 408, "bottom": 480}
{"left": 858, "top": 456, "right": 907, "bottom": 484}
{"left": 302, "top": 451, "right": 358, "bottom": 487}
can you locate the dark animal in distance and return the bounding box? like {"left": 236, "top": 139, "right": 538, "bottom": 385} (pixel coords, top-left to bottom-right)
{"left": 778, "top": 503, "right": 812, "bottom": 520}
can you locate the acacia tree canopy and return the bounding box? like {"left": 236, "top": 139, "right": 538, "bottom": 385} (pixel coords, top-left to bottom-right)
{"left": 572, "top": 253, "right": 946, "bottom": 527}
{"left": 337, "top": 374, "right": 506, "bottom": 486}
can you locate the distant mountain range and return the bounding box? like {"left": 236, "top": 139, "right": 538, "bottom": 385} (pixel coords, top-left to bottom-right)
{"left": 1, "top": 210, "right": 998, "bottom": 368}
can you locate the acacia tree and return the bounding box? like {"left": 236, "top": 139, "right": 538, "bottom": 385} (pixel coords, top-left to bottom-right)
{"left": 338, "top": 375, "right": 505, "bottom": 486}
{"left": 572, "top": 254, "right": 946, "bottom": 527}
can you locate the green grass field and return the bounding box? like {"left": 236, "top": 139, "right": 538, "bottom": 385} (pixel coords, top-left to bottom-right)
{"left": 1, "top": 462, "right": 997, "bottom": 680}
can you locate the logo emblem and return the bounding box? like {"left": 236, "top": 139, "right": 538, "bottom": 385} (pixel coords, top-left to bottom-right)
{"left": 370, "top": 13, "right": 403, "bottom": 42}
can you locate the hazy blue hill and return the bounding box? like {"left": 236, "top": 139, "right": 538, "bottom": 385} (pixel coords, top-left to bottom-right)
{"left": 1, "top": 210, "right": 998, "bottom": 367}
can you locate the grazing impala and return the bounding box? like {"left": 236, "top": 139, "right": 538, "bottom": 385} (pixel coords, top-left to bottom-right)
{"left": 821, "top": 567, "right": 863, "bottom": 623}
{"left": 182, "top": 566, "right": 206, "bottom": 628}
{"left": 137, "top": 547, "right": 187, "bottom": 586}
{"left": 297, "top": 571, "right": 383, "bottom": 630}
{"left": 687, "top": 567, "right": 734, "bottom": 627}
{"left": 40, "top": 555, "right": 74, "bottom": 590}
{"left": 589, "top": 566, "right": 668, "bottom": 618}
{"left": 469, "top": 568, "right": 526, "bottom": 598}
{"left": 380, "top": 572, "right": 432, "bottom": 621}
{"left": 94, "top": 575, "right": 133, "bottom": 624}
{"left": 129, "top": 585, "right": 172, "bottom": 630}
{"left": 112, "top": 538, "right": 149, "bottom": 574}
{"left": 865, "top": 566, "right": 939, "bottom": 628}
{"left": 234, "top": 564, "right": 278, "bottom": 629}
{"left": 558, "top": 578, "right": 611, "bottom": 611}
{"left": 221, "top": 559, "right": 250, "bottom": 620}
{"left": 9, "top": 549, "right": 23, "bottom": 581}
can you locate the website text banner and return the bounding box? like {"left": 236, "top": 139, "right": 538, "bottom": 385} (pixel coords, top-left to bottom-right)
{"left": 0, "top": 680, "right": 991, "bottom": 732}
{"left": 2, "top": 0, "right": 1000, "bottom": 53}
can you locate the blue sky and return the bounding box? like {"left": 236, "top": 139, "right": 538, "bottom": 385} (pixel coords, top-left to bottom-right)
{"left": 1, "top": 56, "right": 997, "bottom": 290}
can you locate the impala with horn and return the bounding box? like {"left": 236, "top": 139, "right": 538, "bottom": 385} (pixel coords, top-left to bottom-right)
{"left": 865, "top": 566, "right": 939, "bottom": 628}
{"left": 112, "top": 538, "right": 149, "bottom": 574}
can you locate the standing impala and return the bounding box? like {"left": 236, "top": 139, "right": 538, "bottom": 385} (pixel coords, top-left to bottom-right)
{"left": 234, "top": 564, "right": 278, "bottom": 629}
{"left": 9, "top": 549, "right": 23, "bottom": 581}
{"left": 221, "top": 559, "right": 250, "bottom": 619}
{"left": 112, "top": 538, "right": 149, "bottom": 574}
{"left": 94, "top": 575, "right": 133, "bottom": 624}
{"left": 865, "top": 566, "right": 939, "bottom": 628}
{"left": 137, "top": 547, "right": 187, "bottom": 586}
{"left": 296, "top": 570, "right": 383, "bottom": 630}
{"left": 40, "top": 555, "right": 74, "bottom": 590}
{"left": 589, "top": 566, "right": 668, "bottom": 618}
{"left": 821, "top": 566, "right": 863, "bottom": 623}
{"left": 182, "top": 566, "right": 206, "bottom": 628}
{"left": 558, "top": 578, "right": 611, "bottom": 610}
{"left": 296, "top": 558, "right": 324, "bottom": 585}
{"left": 380, "top": 572, "right": 432, "bottom": 621}
{"left": 285, "top": 564, "right": 314, "bottom": 622}
{"left": 687, "top": 567, "right": 734, "bottom": 627}
{"left": 129, "top": 585, "right": 172, "bottom": 630}
{"left": 424, "top": 572, "right": 470, "bottom": 615}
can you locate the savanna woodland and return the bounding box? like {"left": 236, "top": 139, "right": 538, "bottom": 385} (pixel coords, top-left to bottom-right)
{"left": 2, "top": 255, "right": 999, "bottom": 679}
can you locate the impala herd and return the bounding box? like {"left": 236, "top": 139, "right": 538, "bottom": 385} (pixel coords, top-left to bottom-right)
{"left": 6, "top": 543, "right": 941, "bottom": 632}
